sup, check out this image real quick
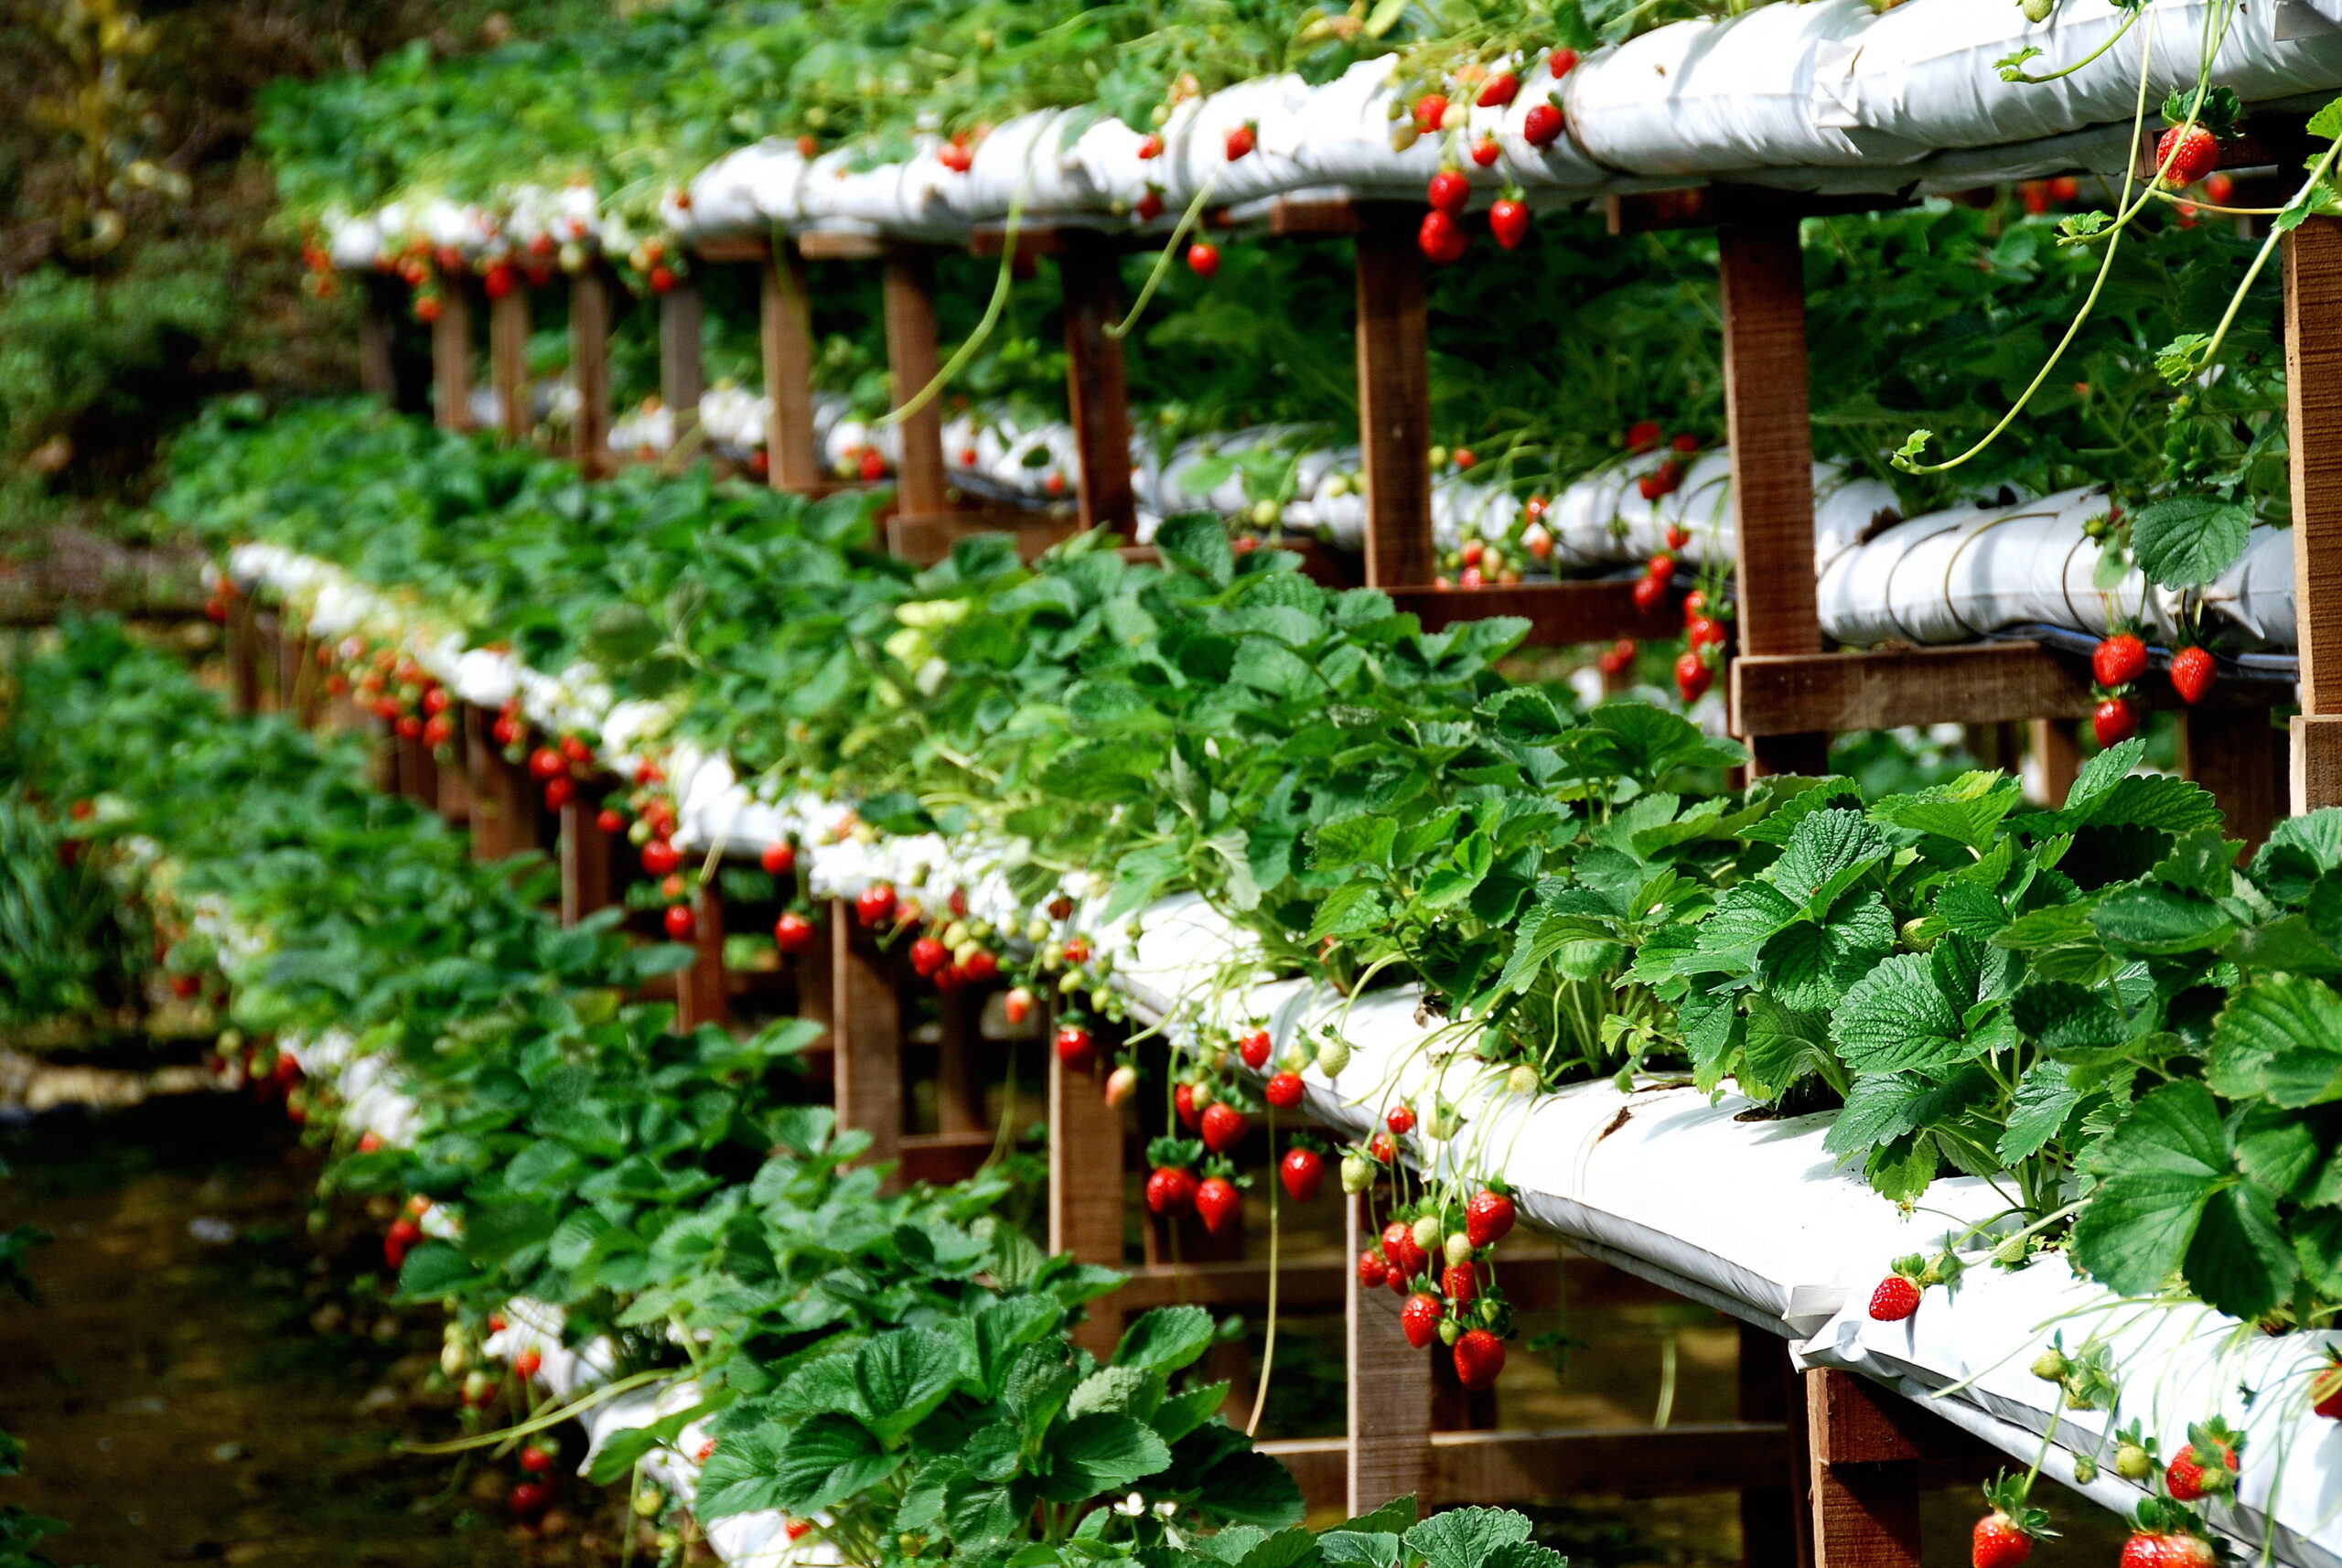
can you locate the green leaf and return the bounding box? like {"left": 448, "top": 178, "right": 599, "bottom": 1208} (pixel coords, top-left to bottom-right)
{"left": 2131, "top": 497, "right": 2252, "bottom": 590}
{"left": 857, "top": 1327, "right": 967, "bottom": 1444}
{"left": 1113, "top": 1305, "right": 1217, "bottom": 1372}
{"left": 392, "top": 1240, "right": 478, "bottom": 1300}
{"left": 1870, "top": 773, "right": 2023, "bottom": 852}
{"left": 2184, "top": 1180, "right": 2296, "bottom": 1320}
{"left": 2208, "top": 974, "right": 2342, "bottom": 1107}
{"left": 2090, "top": 884, "right": 2234, "bottom": 954}
{"left": 1765, "top": 809, "right": 1886, "bottom": 915}
{"left": 2070, "top": 1082, "right": 2229, "bottom": 1297}
{"left": 773, "top": 1412, "right": 905, "bottom": 1512}
{"left": 1997, "top": 1062, "right": 2081, "bottom": 1165}
{"left": 1402, "top": 1506, "right": 1534, "bottom": 1568}
{"left": 1156, "top": 513, "right": 1234, "bottom": 586}
{"left": 1042, "top": 1412, "right": 1172, "bottom": 1499}
{"left": 1832, "top": 953, "right": 1966, "bottom": 1074}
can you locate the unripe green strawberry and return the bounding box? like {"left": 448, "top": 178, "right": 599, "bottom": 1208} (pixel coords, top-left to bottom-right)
{"left": 2031, "top": 1348, "right": 2068, "bottom": 1382}
{"left": 2114, "top": 1444, "right": 2153, "bottom": 1481}
{"left": 1316, "top": 1039, "right": 1350, "bottom": 1077}
{"left": 1445, "top": 1231, "right": 1475, "bottom": 1268}
{"left": 1340, "top": 1154, "right": 1373, "bottom": 1194}
{"left": 1412, "top": 1214, "right": 1444, "bottom": 1254}
{"left": 1505, "top": 1064, "right": 1539, "bottom": 1095}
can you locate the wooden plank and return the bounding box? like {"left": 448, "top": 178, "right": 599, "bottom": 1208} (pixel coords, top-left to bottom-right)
{"left": 762, "top": 243, "right": 824, "bottom": 492}
{"left": 433, "top": 724, "right": 471, "bottom": 824}
{"left": 571, "top": 265, "right": 615, "bottom": 476}
{"left": 463, "top": 703, "right": 531, "bottom": 862}
{"left": 934, "top": 989, "right": 986, "bottom": 1134}
{"left": 1607, "top": 186, "right": 1915, "bottom": 237}
{"left": 2291, "top": 216, "right": 2342, "bottom": 809}
{"left": 693, "top": 233, "right": 772, "bottom": 266}
{"left": 676, "top": 884, "right": 729, "bottom": 1031}
{"left": 491, "top": 287, "right": 531, "bottom": 441}
{"left": 1734, "top": 644, "right": 2292, "bottom": 736}
{"left": 1720, "top": 220, "right": 1827, "bottom": 777}
{"left": 1059, "top": 230, "right": 1137, "bottom": 537}
{"left": 230, "top": 596, "right": 261, "bottom": 715}
{"left": 432, "top": 283, "right": 476, "bottom": 433}
{"left": 1739, "top": 1323, "right": 1809, "bottom": 1568}
{"left": 1271, "top": 197, "right": 1371, "bottom": 237}
{"left": 2297, "top": 714, "right": 2342, "bottom": 815}
{"left": 1805, "top": 1371, "right": 1919, "bottom": 1568}
{"left": 1348, "top": 1192, "right": 1432, "bottom": 1517}
{"left": 395, "top": 731, "right": 437, "bottom": 805}
{"left": 360, "top": 277, "right": 399, "bottom": 401}
{"left": 798, "top": 229, "right": 889, "bottom": 263}
{"left": 1051, "top": 1027, "right": 1126, "bottom": 1358}
{"left": 2180, "top": 706, "right": 2284, "bottom": 850}
{"left": 2029, "top": 716, "right": 2080, "bottom": 808}
{"left": 884, "top": 252, "right": 951, "bottom": 521}
{"left": 1354, "top": 205, "right": 1435, "bottom": 591}
{"left": 1386, "top": 579, "right": 1681, "bottom": 646}
{"left": 660, "top": 280, "right": 705, "bottom": 437}
{"left": 830, "top": 899, "right": 905, "bottom": 1178}
{"left": 899, "top": 1130, "right": 998, "bottom": 1187}
{"left": 887, "top": 510, "right": 1077, "bottom": 565}
{"left": 560, "top": 798, "right": 613, "bottom": 925}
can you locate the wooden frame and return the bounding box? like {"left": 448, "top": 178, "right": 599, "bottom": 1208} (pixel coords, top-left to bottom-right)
{"left": 2290, "top": 216, "right": 2342, "bottom": 812}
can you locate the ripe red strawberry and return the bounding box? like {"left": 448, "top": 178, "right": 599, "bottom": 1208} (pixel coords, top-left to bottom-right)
{"left": 1386, "top": 1104, "right": 1415, "bottom": 1136}
{"left": 1427, "top": 169, "right": 1471, "bottom": 216}
{"left": 1869, "top": 1275, "right": 1923, "bottom": 1321}
{"left": 2315, "top": 1359, "right": 2342, "bottom": 1419}
{"left": 1264, "top": 1070, "right": 1305, "bottom": 1110}
{"left": 543, "top": 776, "right": 574, "bottom": 810}
{"left": 484, "top": 263, "right": 517, "bottom": 300}
{"left": 510, "top": 1480, "right": 553, "bottom": 1520}
{"left": 520, "top": 1443, "right": 555, "bottom": 1473}
{"left": 1631, "top": 575, "right": 1669, "bottom": 614}
{"left": 1004, "top": 984, "right": 1034, "bottom": 1025}
{"left": 514, "top": 1348, "right": 543, "bottom": 1380}
{"left": 1147, "top": 1165, "right": 1198, "bottom": 1215}
{"left": 1280, "top": 1146, "right": 1323, "bottom": 1202}
{"left": 530, "top": 746, "right": 566, "bottom": 780}
{"left": 2171, "top": 646, "right": 2215, "bottom": 704}
{"left": 1240, "top": 1029, "right": 1273, "bottom": 1069}
{"left": 2093, "top": 632, "right": 2148, "bottom": 687}
{"left": 2094, "top": 696, "right": 2139, "bottom": 747}
{"left": 1548, "top": 47, "right": 1578, "bottom": 77}
{"left": 1402, "top": 1292, "right": 1443, "bottom": 1348}
{"left": 1135, "top": 188, "right": 1165, "bottom": 222}
{"left": 1443, "top": 1263, "right": 1480, "bottom": 1307}
{"left": 170, "top": 972, "right": 202, "bottom": 1001}
{"left": 2123, "top": 1533, "right": 2215, "bottom": 1568}
{"left": 1688, "top": 617, "right": 1727, "bottom": 650}
{"left": 395, "top": 713, "right": 424, "bottom": 739}
{"left": 2156, "top": 124, "right": 2219, "bottom": 187}
{"left": 1381, "top": 1220, "right": 1428, "bottom": 1281}
{"left": 1597, "top": 639, "right": 1637, "bottom": 676}
{"left": 1062, "top": 937, "right": 1091, "bottom": 965}
{"left": 385, "top": 1216, "right": 421, "bottom": 1269}
{"left": 1466, "top": 1188, "right": 1516, "bottom": 1248}
{"left": 858, "top": 447, "right": 887, "bottom": 481}
{"left": 1187, "top": 242, "right": 1220, "bottom": 278}
{"left": 1196, "top": 1176, "right": 1241, "bottom": 1233}
{"left": 939, "top": 139, "right": 972, "bottom": 173}
{"left": 1489, "top": 198, "right": 1530, "bottom": 250}
{"left": 1225, "top": 123, "right": 1256, "bottom": 161}
{"left": 1175, "top": 1081, "right": 1201, "bottom": 1129}
{"left": 774, "top": 911, "right": 816, "bottom": 954}
{"left": 649, "top": 265, "right": 676, "bottom": 295}
{"left": 1665, "top": 523, "right": 1691, "bottom": 551}
{"left": 1470, "top": 136, "right": 1500, "bottom": 168}
{"left": 761, "top": 842, "right": 796, "bottom": 875}
{"left": 1973, "top": 1512, "right": 2035, "bottom": 1568}
{"left": 2165, "top": 1440, "right": 2236, "bottom": 1501}
{"left": 1418, "top": 209, "right": 1467, "bottom": 264}
{"left": 854, "top": 882, "right": 897, "bottom": 928}
{"left": 1055, "top": 1022, "right": 1094, "bottom": 1068}
{"left": 1522, "top": 102, "right": 1564, "bottom": 148}
{"left": 962, "top": 949, "right": 998, "bottom": 983}
{"left": 697, "top": 1439, "right": 718, "bottom": 1464}
{"left": 1477, "top": 71, "right": 1519, "bottom": 108}
{"left": 664, "top": 904, "right": 696, "bottom": 941}
{"left": 1200, "top": 1101, "right": 1249, "bottom": 1155}
{"left": 1639, "top": 460, "right": 1684, "bottom": 500}
{"left": 1413, "top": 93, "right": 1449, "bottom": 133}
{"left": 1359, "top": 1248, "right": 1390, "bottom": 1289}
{"left": 357, "top": 1131, "right": 383, "bottom": 1154}
{"left": 1369, "top": 1131, "right": 1396, "bottom": 1164}
{"left": 642, "top": 838, "right": 682, "bottom": 876}
{"left": 1137, "top": 133, "right": 1164, "bottom": 160}
{"left": 414, "top": 293, "right": 443, "bottom": 325}
{"left": 1674, "top": 651, "right": 1713, "bottom": 703}
{"left": 911, "top": 935, "right": 949, "bottom": 975}
{"left": 1453, "top": 1328, "right": 1507, "bottom": 1390}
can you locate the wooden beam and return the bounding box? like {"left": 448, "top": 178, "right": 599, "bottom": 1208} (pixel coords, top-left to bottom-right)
{"left": 798, "top": 229, "right": 889, "bottom": 263}
{"left": 884, "top": 251, "right": 951, "bottom": 521}
{"left": 1608, "top": 186, "right": 1914, "bottom": 237}
{"left": 1805, "top": 1372, "right": 1920, "bottom": 1568}
{"left": 1262, "top": 1423, "right": 1798, "bottom": 1515}
{"left": 490, "top": 287, "right": 532, "bottom": 441}
{"left": 762, "top": 242, "right": 824, "bottom": 492}
{"left": 360, "top": 275, "right": 399, "bottom": 402}
{"left": 660, "top": 279, "right": 704, "bottom": 439}
{"left": 2290, "top": 216, "right": 2342, "bottom": 811}
{"left": 571, "top": 265, "right": 615, "bottom": 476}
{"left": 1734, "top": 643, "right": 2294, "bottom": 736}
{"left": 1386, "top": 579, "right": 1682, "bottom": 646}
{"left": 1354, "top": 204, "right": 1434, "bottom": 590}
{"left": 898, "top": 1130, "right": 999, "bottom": 1187}
{"left": 676, "top": 884, "right": 729, "bottom": 1031}
{"left": 829, "top": 900, "right": 905, "bottom": 1179}
{"left": 463, "top": 703, "right": 531, "bottom": 862}
{"left": 693, "top": 234, "right": 772, "bottom": 266}
{"left": 1720, "top": 220, "right": 1827, "bottom": 777}
{"left": 230, "top": 596, "right": 261, "bottom": 715}
{"left": 887, "top": 510, "right": 1078, "bottom": 565}
{"left": 432, "top": 283, "right": 476, "bottom": 433}
{"left": 1348, "top": 1192, "right": 1432, "bottom": 1517}
{"left": 2179, "top": 706, "right": 2285, "bottom": 850}
{"left": 933, "top": 989, "right": 986, "bottom": 1134}
{"left": 559, "top": 797, "right": 613, "bottom": 925}
{"left": 1051, "top": 1024, "right": 1125, "bottom": 1358}
{"left": 1739, "top": 1323, "right": 1810, "bottom": 1568}
{"left": 2029, "top": 716, "right": 2080, "bottom": 808}
{"left": 1271, "top": 197, "right": 1372, "bottom": 237}
{"left": 1059, "top": 230, "right": 1137, "bottom": 537}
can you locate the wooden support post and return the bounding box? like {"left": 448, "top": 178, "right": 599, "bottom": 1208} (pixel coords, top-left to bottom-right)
{"left": 1059, "top": 231, "right": 1136, "bottom": 536}
{"left": 432, "top": 284, "right": 476, "bottom": 433}
{"left": 676, "top": 885, "right": 729, "bottom": 1031}
{"left": 829, "top": 899, "right": 904, "bottom": 1177}
{"left": 660, "top": 279, "right": 704, "bottom": 440}
{"left": 935, "top": 990, "right": 987, "bottom": 1134}
{"left": 1354, "top": 205, "right": 1435, "bottom": 590}
{"left": 560, "top": 798, "right": 613, "bottom": 925}
{"left": 280, "top": 631, "right": 314, "bottom": 728}
{"left": 464, "top": 704, "right": 528, "bottom": 861}
{"left": 1348, "top": 1192, "right": 1433, "bottom": 1517}
{"left": 230, "top": 596, "right": 261, "bottom": 715}
{"left": 396, "top": 731, "right": 438, "bottom": 805}
{"left": 763, "top": 242, "right": 824, "bottom": 492}
{"left": 360, "top": 275, "right": 399, "bottom": 402}
{"left": 1720, "top": 221, "right": 1828, "bottom": 778}
{"left": 1739, "top": 1323, "right": 1810, "bottom": 1568}
{"left": 884, "top": 251, "right": 950, "bottom": 520}
{"left": 2180, "top": 706, "right": 2284, "bottom": 849}
{"left": 491, "top": 286, "right": 532, "bottom": 441}
{"left": 1804, "top": 1371, "right": 1921, "bottom": 1568}
{"left": 571, "top": 266, "right": 615, "bottom": 476}
{"left": 1051, "top": 1035, "right": 1125, "bottom": 1358}
{"left": 2289, "top": 216, "right": 2342, "bottom": 811}
{"left": 2028, "top": 717, "right": 2080, "bottom": 808}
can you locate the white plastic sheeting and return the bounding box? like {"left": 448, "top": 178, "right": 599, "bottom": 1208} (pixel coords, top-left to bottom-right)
{"left": 328, "top": 0, "right": 2342, "bottom": 266}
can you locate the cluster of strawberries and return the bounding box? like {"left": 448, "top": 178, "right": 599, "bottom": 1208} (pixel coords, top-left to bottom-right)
{"left": 2088, "top": 629, "right": 2216, "bottom": 747}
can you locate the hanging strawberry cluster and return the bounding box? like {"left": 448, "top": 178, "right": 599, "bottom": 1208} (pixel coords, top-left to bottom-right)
{"left": 319, "top": 637, "right": 457, "bottom": 757}
{"left": 1399, "top": 49, "right": 1578, "bottom": 265}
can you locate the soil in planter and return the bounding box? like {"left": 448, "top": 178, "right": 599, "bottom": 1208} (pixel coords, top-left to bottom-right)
{"left": 0, "top": 1092, "right": 638, "bottom": 1567}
